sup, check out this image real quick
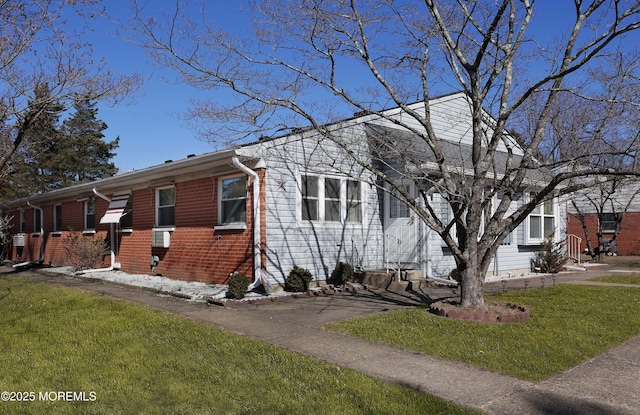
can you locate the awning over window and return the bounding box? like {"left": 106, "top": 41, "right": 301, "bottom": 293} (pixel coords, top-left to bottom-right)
{"left": 100, "top": 192, "right": 130, "bottom": 224}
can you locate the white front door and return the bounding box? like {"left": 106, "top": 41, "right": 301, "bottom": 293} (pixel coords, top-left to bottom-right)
{"left": 384, "top": 183, "right": 418, "bottom": 266}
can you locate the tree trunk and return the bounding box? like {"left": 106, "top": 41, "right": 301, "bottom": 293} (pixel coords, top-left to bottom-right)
{"left": 459, "top": 262, "right": 485, "bottom": 309}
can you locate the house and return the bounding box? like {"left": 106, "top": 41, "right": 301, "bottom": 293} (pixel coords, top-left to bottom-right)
{"left": 566, "top": 179, "right": 640, "bottom": 256}
{"left": 1, "top": 92, "right": 566, "bottom": 288}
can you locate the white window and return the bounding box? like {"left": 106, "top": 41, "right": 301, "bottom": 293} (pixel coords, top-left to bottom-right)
{"left": 219, "top": 176, "right": 247, "bottom": 225}
{"left": 85, "top": 198, "right": 95, "bottom": 231}
{"left": 33, "top": 208, "right": 42, "bottom": 233}
{"left": 526, "top": 193, "right": 556, "bottom": 244}
{"left": 301, "top": 175, "right": 319, "bottom": 221}
{"left": 156, "top": 187, "right": 175, "bottom": 227}
{"left": 389, "top": 186, "right": 410, "bottom": 219}
{"left": 299, "top": 174, "right": 363, "bottom": 224}
{"left": 120, "top": 197, "right": 133, "bottom": 229}
{"left": 19, "top": 210, "right": 25, "bottom": 233}
{"left": 346, "top": 180, "right": 362, "bottom": 222}
{"left": 600, "top": 213, "right": 620, "bottom": 233}
{"left": 53, "top": 204, "right": 62, "bottom": 232}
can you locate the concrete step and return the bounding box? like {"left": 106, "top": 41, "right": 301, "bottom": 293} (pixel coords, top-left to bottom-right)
{"left": 354, "top": 270, "right": 422, "bottom": 291}
{"left": 387, "top": 280, "right": 410, "bottom": 291}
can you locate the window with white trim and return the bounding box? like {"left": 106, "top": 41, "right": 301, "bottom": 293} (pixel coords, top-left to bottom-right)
{"left": 526, "top": 193, "right": 555, "bottom": 243}
{"left": 85, "top": 198, "right": 95, "bottom": 231}
{"left": 600, "top": 213, "right": 620, "bottom": 233}
{"left": 346, "top": 180, "right": 362, "bottom": 222}
{"left": 120, "top": 197, "right": 133, "bottom": 229}
{"left": 389, "top": 186, "right": 410, "bottom": 219}
{"left": 53, "top": 204, "right": 62, "bottom": 232}
{"left": 33, "top": 208, "right": 42, "bottom": 233}
{"left": 301, "top": 175, "right": 319, "bottom": 220}
{"left": 156, "top": 187, "right": 175, "bottom": 227}
{"left": 19, "top": 210, "right": 25, "bottom": 233}
{"left": 219, "top": 176, "right": 247, "bottom": 225}
{"left": 300, "top": 174, "right": 363, "bottom": 224}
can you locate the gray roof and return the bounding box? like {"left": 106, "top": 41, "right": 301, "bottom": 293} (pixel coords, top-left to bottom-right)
{"left": 365, "top": 124, "right": 551, "bottom": 184}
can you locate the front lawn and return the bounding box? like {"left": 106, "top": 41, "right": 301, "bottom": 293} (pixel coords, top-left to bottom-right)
{"left": 589, "top": 273, "right": 640, "bottom": 285}
{"left": 327, "top": 284, "right": 640, "bottom": 381}
{"left": 0, "top": 275, "right": 479, "bottom": 415}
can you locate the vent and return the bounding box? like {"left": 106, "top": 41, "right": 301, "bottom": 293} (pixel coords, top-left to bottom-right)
{"left": 13, "top": 234, "right": 25, "bottom": 247}
{"left": 151, "top": 230, "right": 170, "bottom": 248}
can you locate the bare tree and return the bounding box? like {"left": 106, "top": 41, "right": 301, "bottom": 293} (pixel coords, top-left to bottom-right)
{"left": 130, "top": 0, "right": 640, "bottom": 308}
{"left": 570, "top": 178, "right": 640, "bottom": 259}
{"left": 0, "top": 0, "right": 142, "bottom": 181}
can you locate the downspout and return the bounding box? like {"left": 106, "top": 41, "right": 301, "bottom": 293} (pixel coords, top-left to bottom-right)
{"left": 232, "top": 156, "right": 264, "bottom": 291}
{"left": 82, "top": 188, "right": 116, "bottom": 273}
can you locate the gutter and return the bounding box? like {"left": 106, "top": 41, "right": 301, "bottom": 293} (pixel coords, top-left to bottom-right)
{"left": 77, "top": 188, "right": 117, "bottom": 274}
{"left": 231, "top": 156, "right": 265, "bottom": 291}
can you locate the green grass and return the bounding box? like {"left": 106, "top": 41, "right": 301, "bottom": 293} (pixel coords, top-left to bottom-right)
{"left": 328, "top": 284, "right": 640, "bottom": 382}
{"left": 0, "top": 275, "right": 480, "bottom": 415}
{"left": 589, "top": 273, "right": 640, "bottom": 285}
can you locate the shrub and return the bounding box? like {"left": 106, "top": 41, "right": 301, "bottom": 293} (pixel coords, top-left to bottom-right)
{"left": 285, "top": 265, "right": 313, "bottom": 292}
{"left": 533, "top": 232, "right": 566, "bottom": 273}
{"left": 227, "top": 273, "right": 250, "bottom": 299}
{"left": 0, "top": 214, "right": 13, "bottom": 260}
{"left": 329, "top": 262, "right": 355, "bottom": 286}
{"left": 62, "top": 230, "right": 109, "bottom": 272}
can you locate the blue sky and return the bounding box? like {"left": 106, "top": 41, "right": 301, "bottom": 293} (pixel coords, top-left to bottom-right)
{"left": 90, "top": 1, "right": 250, "bottom": 172}
{"left": 83, "top": 1, "right": 622, "bottom": 172}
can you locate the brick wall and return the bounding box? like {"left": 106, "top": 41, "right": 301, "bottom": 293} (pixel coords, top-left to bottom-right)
{"left": 567, "top": 212, "right": 640, "bottom": 256}
{"left": 8, "top": 168, "right": 266, "bottom": 284}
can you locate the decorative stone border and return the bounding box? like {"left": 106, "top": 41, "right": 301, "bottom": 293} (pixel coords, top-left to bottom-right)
{"left": 207, "top": 284, "right": 368, "bottom": 307}
{"left": 428, "top": 301, "right": 531, "bottom": 324}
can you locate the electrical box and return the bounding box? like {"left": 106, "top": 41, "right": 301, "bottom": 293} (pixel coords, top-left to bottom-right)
{"left": 13, "top": 234, "right": 25, "bottom": 247}
{"left": 151, "top": 231, "right": 170, "bottom": 248}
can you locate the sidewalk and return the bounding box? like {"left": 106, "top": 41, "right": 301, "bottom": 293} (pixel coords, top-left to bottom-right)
{"left": 7, "top": 265, "right": 640, "bottom": 415}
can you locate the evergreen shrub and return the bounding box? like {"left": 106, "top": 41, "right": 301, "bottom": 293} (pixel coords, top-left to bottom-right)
{"left": 285, "top": 265, "right": 313, "bottom": 292}
{"left": 227, "top": 273, "right": 250, "bottom": 299}
{"left": 533, "top": 232, "right": 566, "bottom": 273}
{"left": 329, "top": 262, "right": 355, "bottom": 286}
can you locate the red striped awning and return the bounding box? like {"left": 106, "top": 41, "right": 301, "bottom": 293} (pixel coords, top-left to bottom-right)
{"left": 100, "top": 192, "right": 130, "bottom": 224}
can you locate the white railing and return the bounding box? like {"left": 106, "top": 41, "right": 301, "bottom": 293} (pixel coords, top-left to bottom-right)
{"left": 566, "top": 234, "right": 582, "bottom": 265}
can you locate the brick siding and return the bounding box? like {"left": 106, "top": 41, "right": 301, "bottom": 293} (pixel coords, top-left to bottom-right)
{"left": 567, "top": 212, "right": 640, "bottom": 256}
{"left": 8, "top": 169, "right": 266, "bottom": 284}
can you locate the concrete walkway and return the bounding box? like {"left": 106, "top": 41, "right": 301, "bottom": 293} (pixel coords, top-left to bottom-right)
{"left": 6, "top": 266, "right": 640, "bottom": 415}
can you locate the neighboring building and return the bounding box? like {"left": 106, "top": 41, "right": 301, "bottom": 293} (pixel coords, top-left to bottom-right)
{"left": 2, "top": 92, "right": 566, "bottom": 286}
{"left": 566, "top": 179, "right": 640, "bottom": 256}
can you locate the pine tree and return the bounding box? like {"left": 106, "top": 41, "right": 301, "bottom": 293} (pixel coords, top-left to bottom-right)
{"left": 0, "top": 89, "right": 119, "bottom": 201}
{"left": 0, "top": 84, "right": 65, "bottom": 198}
{"left": 60, "top": 95, "right": 119, "bottom": 185}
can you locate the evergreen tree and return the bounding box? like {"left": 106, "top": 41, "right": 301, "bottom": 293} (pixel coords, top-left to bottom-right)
{"left": 0, "top": 89, "right": 119, "bottom": 201}
{"left": 60, "top": 95, "right": 119, "bottom": 186}
{"left": 0, "top": 84, "right": 64, "bottom": 198}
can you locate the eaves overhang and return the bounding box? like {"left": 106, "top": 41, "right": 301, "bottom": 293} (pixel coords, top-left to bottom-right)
{"left": 2, "top": 148, "right": 239, "bottom": 210}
